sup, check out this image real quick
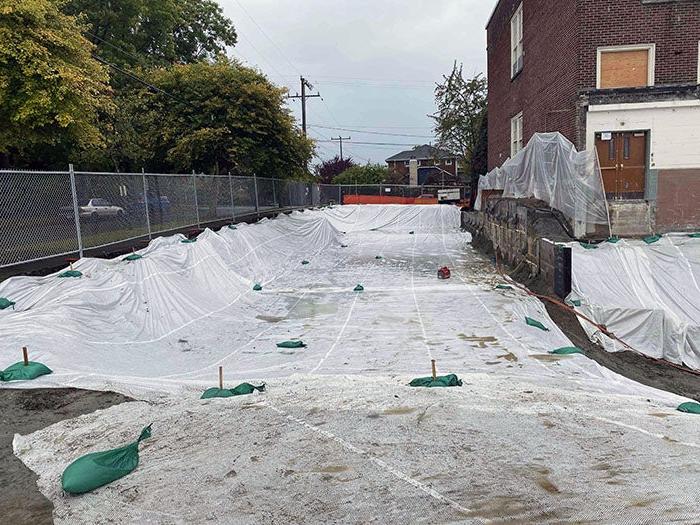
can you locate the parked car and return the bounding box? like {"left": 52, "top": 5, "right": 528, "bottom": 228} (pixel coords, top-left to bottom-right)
{"left": 79, "top": 198, "right": 125, "bottom": 219}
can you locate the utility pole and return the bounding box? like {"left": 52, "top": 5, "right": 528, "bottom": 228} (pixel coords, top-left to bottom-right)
{"left": 287, "top": 76, "right": 320, "bottom": 136}
{"left": 331, "top": 136, "right": 351, "bottom": 160}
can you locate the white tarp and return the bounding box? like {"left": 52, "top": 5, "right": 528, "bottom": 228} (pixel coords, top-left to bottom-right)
{"left": 475, "top": 132, "right": 610, "bottom": 228}
{"left": 2, "top": 205, "right": 698, "bottom": 523}
{"left": 570, "top": 234, "right": 700, "bottom": 370}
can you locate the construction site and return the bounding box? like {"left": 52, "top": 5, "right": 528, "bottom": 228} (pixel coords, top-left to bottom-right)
{"left": 2, "top": 137, "right": 700, "bottom": 522}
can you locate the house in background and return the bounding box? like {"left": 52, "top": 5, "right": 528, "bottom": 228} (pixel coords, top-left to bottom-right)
{"left": 386, "top": 145, "right": 462, "bottom": 185}
{"left": 486, "top": 0, "right": 700, "bottom": 234}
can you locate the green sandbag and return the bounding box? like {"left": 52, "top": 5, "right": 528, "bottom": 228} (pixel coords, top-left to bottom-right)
{"left": 354, "top": 284, "right": 364, "bottom": 292}
{"left": 277, "top": 340, "right": 306, "bottom": 349}
{"left": 58, "top": 270, "right": 82, "bottom": 278}
{"left": 253, "top": 283, "right": 262, "bottom": 291}
{"left": 643, "top": 234, "right": 662, "bottom": 244}
{"left": 579, "top": 242, "right": 598, "bottom": 249}
{"left": 61, "top": 425, "right": 152, "bottom": 495}
{"left": 0, "top": 361, "right": 52, "bottom": 382}
{"left": 0, "top": 297, "right": 15, "bottom": 310}
{"left": 301, "top": 260, "right": 310, "bottom": 265}
{"left": 201, "top": 383, "right": 265, "bottom": 399}
{"left": 181, "top": 238, "right": 197, "bottom": 243}
{"left": 375, "top": 255, "right": 383, "bottom": 260}
{"left": 687, "top": 233, "right": 700, "bottom": 238}
{"left": 495, "top": 284, "right": 512, "bottom": 290}
{"left": 341, "top": 244, "right": 349, "bottom": 248}
{"left": 409, "top": 374, "right": 462, "bottom": 388}
{"left": 568, "top": 299, "right": 582, "bottom": 307}
{"left": 677, "top": 402, "right": 700, "bottom": 414}
{"left": 409, "top": 231, "right": 415, "bottom": 235}
{"left": 525, "top": 317, "right": 550, "bottom": 331}
{"left": 550, "top": 347, "right": 583, "bottom": 355}
{"left": 123, "top": 254, "right": 142, "bottom": 261}
{"left": 607, "top": 236, "right": 621, "bottom": 243}
{"left": 228, "top": 225, "right": 238, "bottom": 230}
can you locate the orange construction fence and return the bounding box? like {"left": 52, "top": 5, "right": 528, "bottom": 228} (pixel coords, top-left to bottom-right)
{"left": 343, "top": 195, "right": 439, "bottom": 205}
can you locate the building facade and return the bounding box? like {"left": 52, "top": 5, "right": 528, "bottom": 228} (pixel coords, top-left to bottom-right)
{"left": 386, "top": 145, "right": 461, "bottom": 185}
{"left": 486, "top": 0, "right": 700, "bottom": 232}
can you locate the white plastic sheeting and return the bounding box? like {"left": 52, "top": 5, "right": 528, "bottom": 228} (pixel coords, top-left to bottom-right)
{"left": 475, "top": 132, "right": 610, "bottom": 229}
{"left": 2, "top": 205, "right": 698, "bottom": 523}
{"left": 569, "top": 234, "right": 700, "bottom": 370}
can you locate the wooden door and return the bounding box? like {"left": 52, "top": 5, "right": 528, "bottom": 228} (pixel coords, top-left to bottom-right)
{"left": 595, "top": 131, "right": 646, "bottom": 199}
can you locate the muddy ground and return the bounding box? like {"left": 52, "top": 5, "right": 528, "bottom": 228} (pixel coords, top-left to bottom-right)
{"left": 0, "top": 388, "right": 131, "bottom": 525}
{"left": 517, "top": 270, "right": 700, "bottom": 402}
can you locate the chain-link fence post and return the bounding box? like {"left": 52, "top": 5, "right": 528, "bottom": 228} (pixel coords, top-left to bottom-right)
{"left": 338, "top": 185, "right": 341, "bottom": 205}
{"left": 142, "top": 168, "right": 152, "bottom": 239}
{"left": 192, "top": 170, "right": 201, "bottom": 228}
{"left": 68, "top": 163, "right": 84, "bottom": 259}
{"left": 228, "top": 172, "right": 236, "bottom": 221}
{"left": 272, "top": 178, "right": 277, "bottom": 208}
{"left": 253, "top": 173, "right": 259, "bottom": 213}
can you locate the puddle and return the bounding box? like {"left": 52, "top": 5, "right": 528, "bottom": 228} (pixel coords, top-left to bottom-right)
{"left": 531, "top": 354, "right": 567, "bottom": 362}
{"left": 383, "top": 407, "right": 416, "bottom": 415}
{"left": 496, "top": 351, "right": 518, "bottom": 362}
{"left": 649, "top": 412, "right": 672, "bottom": 418}
{"left": 256, "top": 315, "right": 285, "bottom": 323}
{"left": 317, "top": 465, "right": 351, "bottom": 473}
{"left": 287, "top": 299, "right": 338, "bottom": 319}
{"left": 458, "top": 334, "right": 498, "bottom": 348}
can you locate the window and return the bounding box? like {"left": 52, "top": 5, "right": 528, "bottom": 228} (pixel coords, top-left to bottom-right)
{"left": 445, "top": 159, "right": 453, "bottom": 165}
{"left": 404, "top": 160, "right": 410, "bottom": 167}
{"left": 597, "top": 44, "right": 655, "bottom": 89}
{"left": 510, "top": 3, "right": 523, "bottom": 78}
{"left": 511, "top": 112, "right": 523, "bottom": 157}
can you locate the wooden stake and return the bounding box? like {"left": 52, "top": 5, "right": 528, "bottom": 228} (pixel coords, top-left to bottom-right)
{"left": 22, "top": 346, "right": 29, "bottom": 366}
{"left": 70, "top": 262, "right": 74, "bottom": 271}
{"left": 431, "top": 359, "right": 437, "bottom": 380}
{"left": 218, "top": 366, "right": 223, "bottom": 389}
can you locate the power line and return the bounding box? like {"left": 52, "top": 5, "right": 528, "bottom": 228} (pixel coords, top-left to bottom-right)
{"left": 317, "top": 140, "right": 420, "bottom": 147}
{"left": 310, "top": 125, "right": 433, "bottom": 139}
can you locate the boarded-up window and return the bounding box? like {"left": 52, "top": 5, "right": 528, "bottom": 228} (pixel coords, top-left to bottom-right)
{"left": 599, "top": 49, "right": 651, "bottom": 88}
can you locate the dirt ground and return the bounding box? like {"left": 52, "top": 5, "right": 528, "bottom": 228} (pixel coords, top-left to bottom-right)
{"left": 0, "top": 388, "right": 131, "bottom": 525}
{"left": 518, "top": 271, "right": 700, "bottom": 402}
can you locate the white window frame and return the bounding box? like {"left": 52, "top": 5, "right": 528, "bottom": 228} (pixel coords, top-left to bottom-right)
{"left": 445, "top": 159, "right": 453, "bottom": 165}
{"left": 697, "top": 41, "right": 700, "bottom": 83}
{"left": 404, "top": 160, "right": 410, "bottom": 167}
{"left": 511, "top": 112, "right": 523, "bottom": 157}
{"left": 596, "top": 44, "right": 656, "bottom": 89}
{"left": 510, "top": 3, "right": 524, "bottom": 79}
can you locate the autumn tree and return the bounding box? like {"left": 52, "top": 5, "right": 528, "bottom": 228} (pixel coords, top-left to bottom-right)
{"left": 315, "top": 156, "right": 356, "bottom": 184}
{"left": 0, "top": 0, "right": 111, "bottom": 168}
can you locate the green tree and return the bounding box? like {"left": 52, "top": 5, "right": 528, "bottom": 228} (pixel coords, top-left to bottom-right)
{"left": 430, "top": 62, "right": 487, "bottom": 182}
{"left": 110, "top": 58, "right": 313, "bottom": 177}
{"left": 63, "top": 0, "right": 237, "bottom": 68}
{"left": 332, "top": 164, "right": 388, "bottom": 185}
{"left": 0, "top": 0, "right": 111, "bottom": 168}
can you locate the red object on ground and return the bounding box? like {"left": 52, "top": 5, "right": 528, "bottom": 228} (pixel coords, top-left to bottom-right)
{"left": 437, "top": 266, "right": 451, "bottom": 279}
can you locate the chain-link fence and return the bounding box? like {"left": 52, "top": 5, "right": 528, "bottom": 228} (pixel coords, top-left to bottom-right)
{"left": 0, "top": 169, "right": 466, "bottom": 269}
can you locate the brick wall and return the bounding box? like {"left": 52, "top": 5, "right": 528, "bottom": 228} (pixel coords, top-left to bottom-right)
{"left": 578, "top": 0, "right": 700, "bottom": 89}
{"left": 655, "top": 169, "right": 700, "bottom": 230}
{"left": 487, "top": 0, "right": 579, "bottom": 170}
{"left": 487, "top": 0, "right": 700, "bottom": 169}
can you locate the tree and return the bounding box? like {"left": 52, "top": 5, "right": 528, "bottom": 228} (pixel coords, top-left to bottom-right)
{"left": 469, "top": 110, "right": 488, "bottom": 207}
{"left": 430, "top": 62, "right": 487, "bottom": 183}
{"left": 332, "top": 164, "right": 388, "bottom": 185}
{"left": 315, "top": 156, "right": 356, "bottom": 184}
{"left": 0, "top": 0, "right": 112, "bottom": 168}
{"left": 108, "top": 58, "right": 313, "bottom": 177}
{"left": 63, "top": 0, "right": 237, "bottom": 68}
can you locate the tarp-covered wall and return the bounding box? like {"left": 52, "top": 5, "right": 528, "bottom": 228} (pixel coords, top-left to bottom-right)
{"left": 475, "top": 132, "right": 610, "bottom": 231}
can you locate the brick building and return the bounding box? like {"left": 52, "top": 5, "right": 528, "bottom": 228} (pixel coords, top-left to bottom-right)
{"left": 486, "top": 0, "right": 700, "bottom": 232}
{"left": 385, "top": 145, "right": 462, "bottom": 185}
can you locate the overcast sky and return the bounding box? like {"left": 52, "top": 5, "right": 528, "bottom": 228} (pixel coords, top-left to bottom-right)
{"left": 219, "top": 0, "right": 494, "bottom": 166}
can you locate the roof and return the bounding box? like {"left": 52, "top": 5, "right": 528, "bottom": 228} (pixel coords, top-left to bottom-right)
{"left": 385, "top": 144, "right": 456, "bottom": 162}
{"left": 485, "top": 0, "right": 504, "bottom": 29}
